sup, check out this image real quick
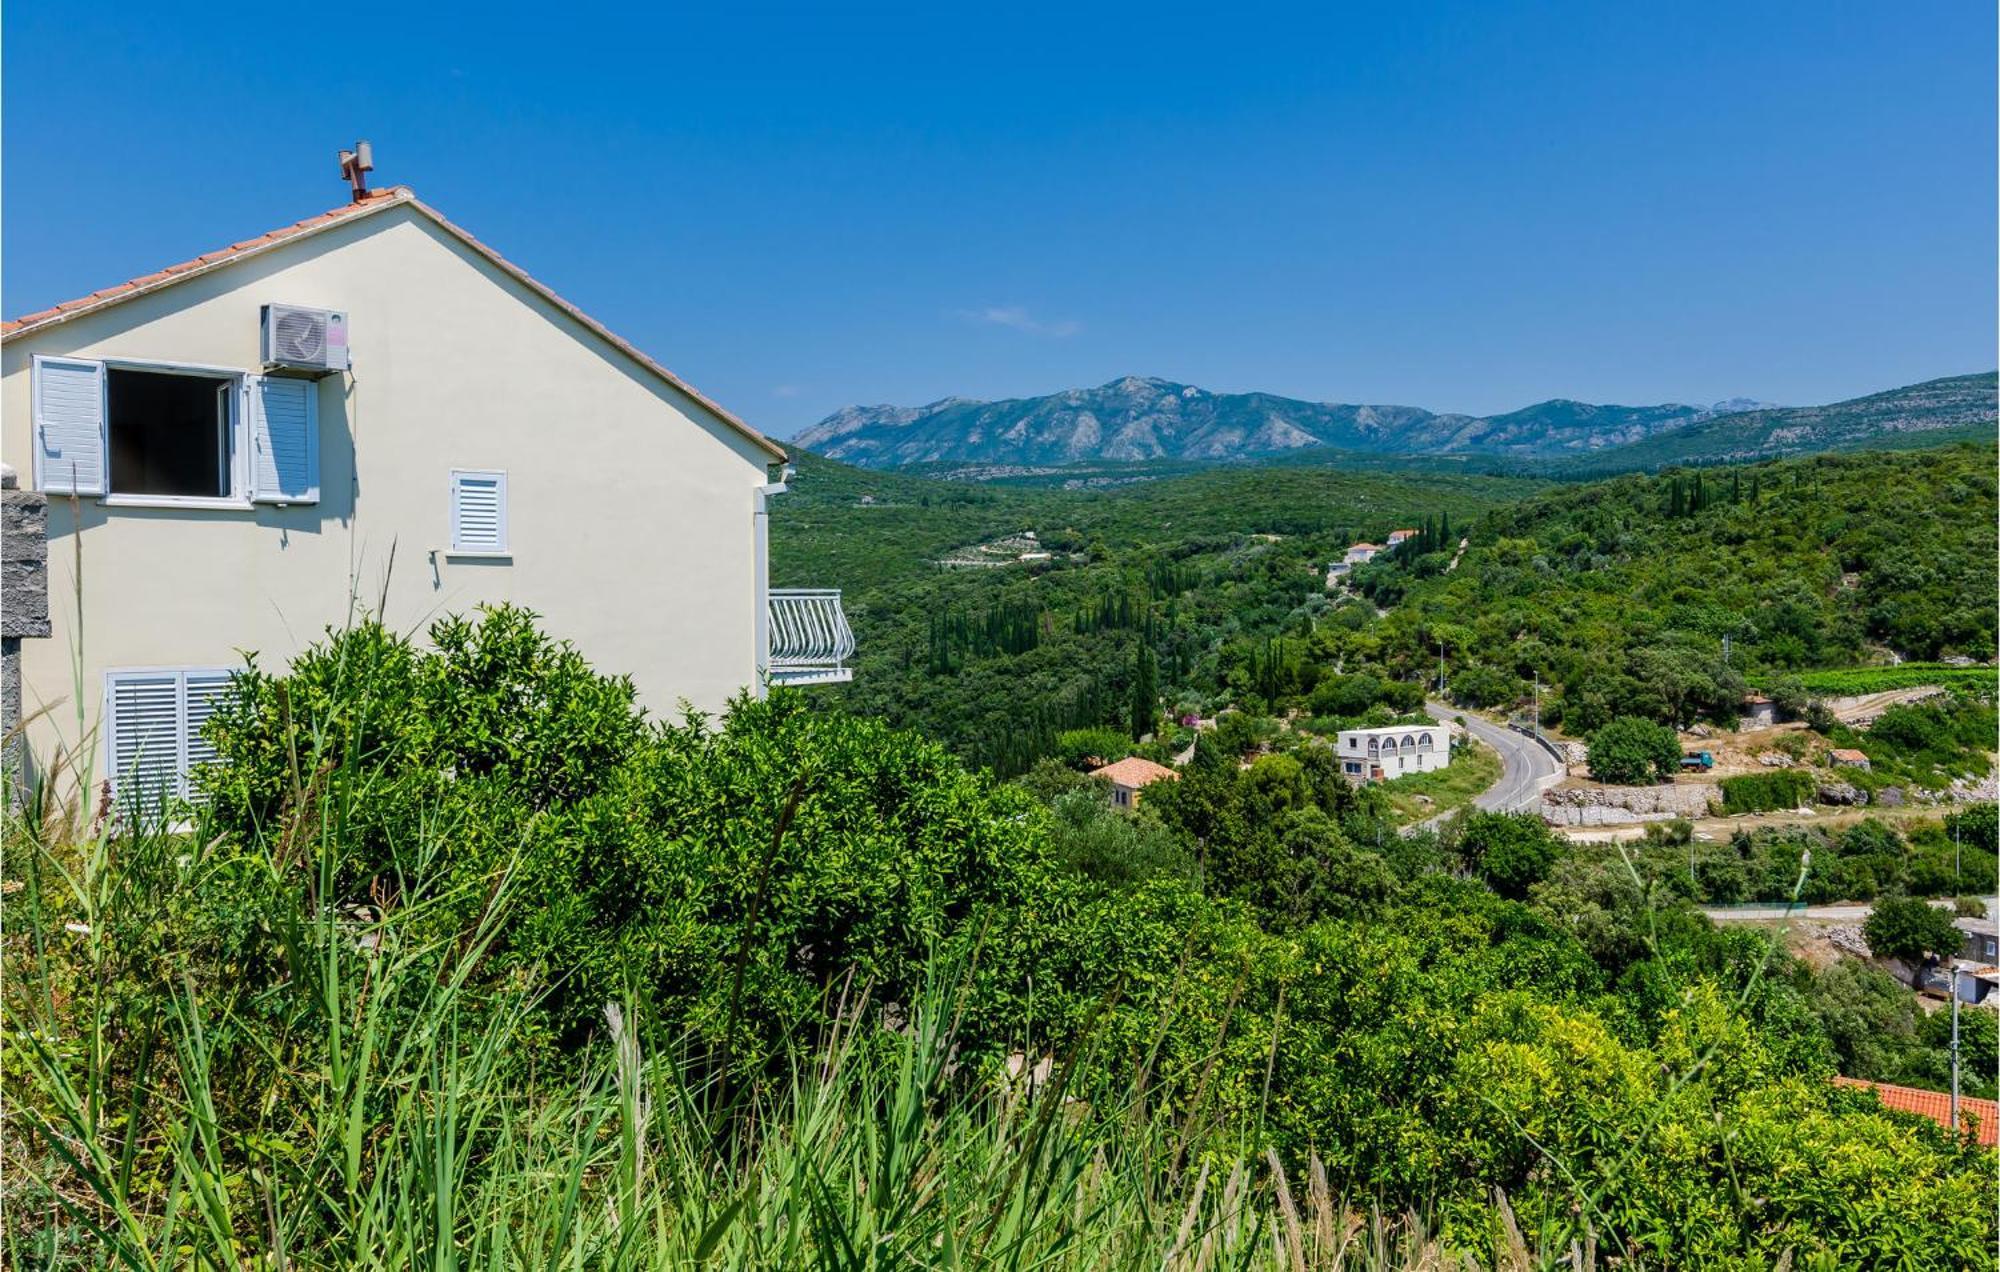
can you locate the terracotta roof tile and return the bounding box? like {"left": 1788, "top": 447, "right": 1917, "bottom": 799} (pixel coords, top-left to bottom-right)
{"left": 1834, "top": 1075, "right": 1998, "bottom": 1145}
{"left": 1090, "top": 757, "right": 1181, "bottom": 788}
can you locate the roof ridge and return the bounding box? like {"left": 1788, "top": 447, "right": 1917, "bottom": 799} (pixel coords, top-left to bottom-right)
{"left": 1, "top": 186, "right": 785, "bottom": 462}
{"left": 4, "top": 188, "right": 412, "bottom": 335}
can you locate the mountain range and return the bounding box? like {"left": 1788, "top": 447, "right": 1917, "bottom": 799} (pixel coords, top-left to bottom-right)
{"left": 794, "top": 373, "right": 1994, "bottom": 471}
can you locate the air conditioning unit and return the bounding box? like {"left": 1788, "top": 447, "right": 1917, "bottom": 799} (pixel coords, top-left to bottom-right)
{"left": 260, "top": 304, "right": 350, "bottom": 375}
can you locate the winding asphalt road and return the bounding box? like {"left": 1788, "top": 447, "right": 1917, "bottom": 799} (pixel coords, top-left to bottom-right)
{"left": 1425, "top": 699, "right": 1564, "bottom": 814}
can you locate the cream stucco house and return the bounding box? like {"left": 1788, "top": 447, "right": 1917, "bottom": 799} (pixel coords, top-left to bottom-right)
{"left": 1337, "top": 724, "right": 1449, "bottom": 782}
{"left": 2, "top": 183, "right": 852, "bottom": 802}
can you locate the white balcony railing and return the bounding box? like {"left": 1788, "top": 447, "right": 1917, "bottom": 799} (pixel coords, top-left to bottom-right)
{"left": 767, "top": 589, "right": 855, "bottom": 686}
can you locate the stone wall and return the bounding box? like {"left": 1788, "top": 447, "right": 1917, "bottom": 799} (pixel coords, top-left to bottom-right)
{"left": 2, "top": 464, "right": 50, "bottom": 792}
{"left": 1541, "top": 781, "right": 1720, "bottom": 826}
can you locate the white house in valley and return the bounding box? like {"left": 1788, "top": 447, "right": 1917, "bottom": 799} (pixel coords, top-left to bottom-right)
{"left": 1337, "top": 724, "right": 1449, "bottom": 782}
{"left": 1, "top": 170, "right": 853, "bottom": 804}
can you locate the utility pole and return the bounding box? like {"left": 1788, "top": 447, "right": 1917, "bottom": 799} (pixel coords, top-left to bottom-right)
{"left": 1950, "top": 963, "right": 1962, "bottom": 1134}
{"left": 1437, "top": 637, "right": 1445, "bottom": 696}
{"left": 1533, "top": 671, "right": 1540, "bottom": 737}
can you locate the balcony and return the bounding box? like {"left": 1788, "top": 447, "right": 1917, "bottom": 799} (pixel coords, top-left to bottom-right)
{"left": 767, "top": 589, "right": 855, "bottom": 686}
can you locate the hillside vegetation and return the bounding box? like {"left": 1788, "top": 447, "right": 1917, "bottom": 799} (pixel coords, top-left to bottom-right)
{"left": 777, "top": 443, "right": 1995, "bottom": 773}
{"left": 7, "top": 609, "right": 1992, "bottom": 1267}
{"left": 1566, "top": 372, "right": 1996, "bottom": 474}
{"left": 1353, "top": 443, "right": 1998, "bottom": 733}
{"left": 775, "top": 456, "right": 1537, "bottom": 769}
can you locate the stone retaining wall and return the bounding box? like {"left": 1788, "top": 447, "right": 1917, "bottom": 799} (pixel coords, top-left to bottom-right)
{"left": 2, "top": 465, "right": 50, "bottom": 793}
{"left": 1542, "top": 782, "right": 1720, "bottom": 826}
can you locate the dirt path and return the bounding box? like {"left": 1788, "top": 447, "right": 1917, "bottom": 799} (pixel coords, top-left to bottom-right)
{"left": 1826, "top": 686, "right": 1947, "bottom": 725}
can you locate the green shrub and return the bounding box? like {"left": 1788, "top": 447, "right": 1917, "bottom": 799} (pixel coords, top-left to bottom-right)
{"left": 194, "top": 607, "right": 1067, "bottom": 1067}
{"left": 1053, "top": 726, "right": 1132, "bottom": 770}
{"left": 1863, "top": 896, "right": 1962, "bottom": 986}
{"left": 1587, "top": 716, "right": 1683, "bottom": 785}
{"left": 1721, "top": 770, "right": 1817, "bottom": 814}
{"left": 1458, "top": 811, "right": 1564, "bottom": 899}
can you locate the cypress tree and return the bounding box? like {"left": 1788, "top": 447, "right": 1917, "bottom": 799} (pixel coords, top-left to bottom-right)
{"left": 1129, "top": 640, "right": 1158, "bottom": 741}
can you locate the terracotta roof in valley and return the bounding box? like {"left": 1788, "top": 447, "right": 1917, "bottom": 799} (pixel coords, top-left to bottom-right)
{"left": 1829, "top": 748, "right": 1870, "bottom": 762}
{"left": 1833, "top": 1075, "right": 1998, "bottom": 1145}
{"left": 2, "top": 185, "right": 786, "bottom": 462}
{"left": 1090, "top": 756, "right": 1180, "bottom": 788}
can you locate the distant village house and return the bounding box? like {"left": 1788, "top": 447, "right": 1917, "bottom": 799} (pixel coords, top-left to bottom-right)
{"left": 1091, "top": 756, "right": 1180, "bottom": 809}
{"left": 1338, "top": 725, "right": 1449, "bottom": 782}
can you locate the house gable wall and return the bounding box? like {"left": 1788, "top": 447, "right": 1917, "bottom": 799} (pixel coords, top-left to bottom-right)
{"left": 2, "top": 204, "right": 770, "bottom": 774}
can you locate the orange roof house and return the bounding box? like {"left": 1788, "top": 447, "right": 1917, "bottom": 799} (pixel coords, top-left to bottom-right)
{"left": 1833, "top": 1076, "right": 1998, "bottom": 1146}
{"left": 1090, "top": 756, "right": 1180, "bottom": 809}
{"left": 1829, "top": 748, "right": 1871, "bottom": 768}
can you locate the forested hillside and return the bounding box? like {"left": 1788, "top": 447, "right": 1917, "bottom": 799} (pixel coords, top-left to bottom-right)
{"left": 1352, "top": 443, "right": 1998, "bottom": 732}
{"left": 774, "top": 442, "right": 1996, "bottom": 772}
{"left": 1567, "top": 372, "right": 1995, "bottom": 474}
{"left": 773, "top": 455, "right": 1539, "bottom": 770}
{"left": 12, "top": 610, "right": 1991, "bottom": 1265}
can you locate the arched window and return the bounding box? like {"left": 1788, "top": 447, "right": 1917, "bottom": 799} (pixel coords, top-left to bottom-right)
{"left": 1419, "top": 733, "right": 1434, "bottom": 748}
{"left": 1402, "top": 734, "right": 1417, "bottom": 748}
{"left": 1380, "top": 736, "right": 1398, "bottom": 753}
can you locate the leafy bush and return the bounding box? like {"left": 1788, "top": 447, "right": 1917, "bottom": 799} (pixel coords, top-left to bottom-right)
{"left": 1053, "top": 726, "right": 1131, "bottom": 770}
{"left": 1947, "top": 802, "right": 1997, "bottom": 854}
{"left": 1776, "top": 664, "right": 2000, "bottom": 696}
{"left": 1863, "top": 896, "right": 1963, "bottom": 985}
{"left": 11, "top": 605, "right": 1996, "bottom": 1266}
{"left": 196, "top": 607, "right": 1065, "bottom": 1065}
{"left": 1721, "top": 769, "right": 1817, "bottom": 814}
{"left": 1587, "top": 716, "right": 1682, "bottom": 784}
{"left": 1457, "top": 811, "right": 1563, "bottom": 899}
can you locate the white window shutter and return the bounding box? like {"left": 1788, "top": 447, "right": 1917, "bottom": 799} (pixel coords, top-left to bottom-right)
{"left": 181, "top": 670, "right": 233, "bottom": 795}
{"left": 450, "top": 470, "right": 508, "bottom": 553}
{"left": 31, "top": 356, "right": 107, "bottom": 495}
{"left": 106, "top": 672, "right": 181, "bottom": 811}
{"left": 247, "top": 375, "right": 320, "bottom": 504}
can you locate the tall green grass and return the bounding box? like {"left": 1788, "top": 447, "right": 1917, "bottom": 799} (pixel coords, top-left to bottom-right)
{"left": 4, "top": 799, "right": 1579, "bottom": 1270}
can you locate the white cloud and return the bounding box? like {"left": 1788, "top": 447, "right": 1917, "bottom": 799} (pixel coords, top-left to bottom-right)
{"left": 771, "top": 384, "right": 801, "bottom": 398}
{"left": 954, "top": 304, "right": 1080, "bottom": 338}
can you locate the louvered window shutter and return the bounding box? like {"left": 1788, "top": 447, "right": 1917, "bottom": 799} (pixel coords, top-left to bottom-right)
{"left": 450, "top": 470, "right": 508, "bottom": 554}
{"left": 182, "top": 670, "right": 233, "bottom": 794}
{"left": 247, "top": 375, "right": 320, "bottom": 503}
{"left": 107, "top": 672, "right": 182, "bottom": 813}
{"left": 107, "top": 668, "right": 235, "bottom": 811}
{"left": 32, "top": 356, "right": 108, "bottom": 495}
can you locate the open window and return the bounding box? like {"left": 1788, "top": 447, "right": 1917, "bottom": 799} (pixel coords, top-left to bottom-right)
{"left": 108, "top": 368, "right": 234, "bottom": 498}
{"left": 31, "top": 355, "right": 318, "bottom": 505}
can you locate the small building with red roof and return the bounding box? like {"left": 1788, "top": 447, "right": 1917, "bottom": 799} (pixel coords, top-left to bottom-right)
{"left": 1833, "top": 1076, "right": 1998, "bottom": 1146}
{"left": 1090, "top": 756, "right": 1180, "bottom": 809}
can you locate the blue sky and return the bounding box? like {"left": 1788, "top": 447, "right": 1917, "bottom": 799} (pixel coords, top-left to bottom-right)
{"left": 6, "top": 2, "right": 1993, "bottom": 437}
